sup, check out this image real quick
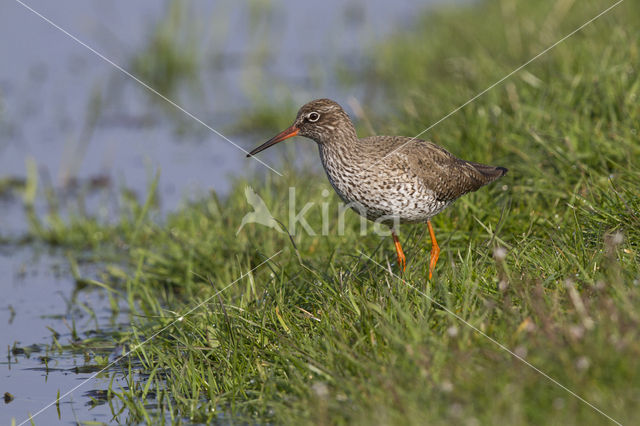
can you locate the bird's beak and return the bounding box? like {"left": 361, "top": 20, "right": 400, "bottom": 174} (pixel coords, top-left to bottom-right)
{"left": 246, "top": 125, "right": 299, "bottom": 157}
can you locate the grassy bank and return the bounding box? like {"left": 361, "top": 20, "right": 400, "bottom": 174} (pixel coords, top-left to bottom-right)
{"left": 24, "top": 0, "right": 640, "bottom": 424}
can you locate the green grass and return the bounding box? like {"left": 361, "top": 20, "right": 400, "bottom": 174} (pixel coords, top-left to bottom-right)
{"left": 19, "top": 0, "right": 640, "bottom": 424}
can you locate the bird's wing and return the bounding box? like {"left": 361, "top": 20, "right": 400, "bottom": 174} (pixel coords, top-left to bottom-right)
{"left": 395, "top": 138, "right": 505, "bottom": 202}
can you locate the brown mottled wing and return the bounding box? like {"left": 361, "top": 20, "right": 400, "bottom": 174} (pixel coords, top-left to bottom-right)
{"left": 402, "top": 139, "right": 507, "bottom": 202}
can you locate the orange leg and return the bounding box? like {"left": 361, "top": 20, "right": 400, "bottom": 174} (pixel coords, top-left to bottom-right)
{"left": 427, "top": 220, "right": 440, "bottom": 280}
{"left": 392, "top": 230, "right": 406, "bottom": 272}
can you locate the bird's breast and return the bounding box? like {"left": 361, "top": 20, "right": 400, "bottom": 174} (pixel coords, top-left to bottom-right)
{"left": 318, "top": 145, "right": 449, "bottom": 223}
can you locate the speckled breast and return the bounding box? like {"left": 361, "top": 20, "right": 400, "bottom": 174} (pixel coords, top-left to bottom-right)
{"left": 319, "top": 145, "right": 450, "bottom": 224}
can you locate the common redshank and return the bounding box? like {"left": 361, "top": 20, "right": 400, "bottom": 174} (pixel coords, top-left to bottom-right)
{"left": 247, "top": 99, "right": 507, "bottom": 279}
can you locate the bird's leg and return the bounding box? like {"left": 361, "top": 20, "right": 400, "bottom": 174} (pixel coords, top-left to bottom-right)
{"left": 427, "top": 220, "right": 440, "bottom": 279}
{"left": 392, "top": 230, "right": 406, "bottom": 272}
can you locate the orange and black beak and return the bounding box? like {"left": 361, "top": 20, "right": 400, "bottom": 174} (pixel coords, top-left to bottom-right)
{"left": 246, "top": 125, "right": 299, "bottom": 157}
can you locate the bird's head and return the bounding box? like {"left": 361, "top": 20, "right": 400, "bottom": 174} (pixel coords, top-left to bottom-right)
{"left": 247, "top": 99, "right": 356, "bottom": 157}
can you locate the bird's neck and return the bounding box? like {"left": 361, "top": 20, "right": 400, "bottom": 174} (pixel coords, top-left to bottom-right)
{"left": 314, "top": 118, "right": 360, "bottom": 182}
{"left": 318, "top": 133, "right": 361, "bottom": 182}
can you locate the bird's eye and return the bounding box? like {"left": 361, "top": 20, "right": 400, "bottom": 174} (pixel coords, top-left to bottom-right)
{"left": 307, "top": 112, "right": 320, "bottom": 122}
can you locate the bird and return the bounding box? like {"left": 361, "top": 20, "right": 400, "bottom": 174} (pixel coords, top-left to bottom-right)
{"left": 247, "top": 99, "right": 507, "bottom": 279}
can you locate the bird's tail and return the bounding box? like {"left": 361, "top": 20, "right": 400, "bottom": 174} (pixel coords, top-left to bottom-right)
{"left": 469, "top": 162, "right": 508, "bottom": 182}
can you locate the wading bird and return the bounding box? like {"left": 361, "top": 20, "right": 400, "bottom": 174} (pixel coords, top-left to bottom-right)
{"left": 247, "top": 99, "right": 506, "bottom": 279}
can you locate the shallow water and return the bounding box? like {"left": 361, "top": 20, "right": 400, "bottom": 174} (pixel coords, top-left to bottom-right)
{"left": 1, "top": 1, "right": 446, "bottom": 423}
{"left": 1, "top": 246, "right": 132, "bottom": 424}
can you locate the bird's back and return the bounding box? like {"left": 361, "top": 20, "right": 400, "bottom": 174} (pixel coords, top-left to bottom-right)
{"left": 358, "top": 136, "right": 507, "bottom": 202}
